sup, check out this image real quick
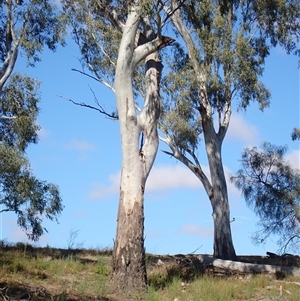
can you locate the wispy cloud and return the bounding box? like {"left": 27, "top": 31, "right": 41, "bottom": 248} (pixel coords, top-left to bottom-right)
{"left": 147, "top": 164, "right": 205, "bottom": 192}
{"left": 3, "top": 217, "right": 49, "bottom": 245}
{"left": 178, "top": 224, "right": 213, "bottom": 238}
{"left": 87, "top": 163, "right": 241, "bottom": 201}
{"left": 226, "top": 113, "right": 259, "bottom": 144}
{"left": 64, "top": 139, "right": 96, "bottom": 152}
{"left": 224, "top": 165, "right": 243, "bottom": 198}
{"left": 37, "top": 127, "right": 50, "bottom": 138}
{"left": 88, "top": 164, "right": 206, "bottom": 200}
{"left": 145, "top": 229, "right": 168, "bottom": 240}
{"left": 75, "top": 210, "right": 89, "bottom": 218}
{"left": 88, "top": 172, "right": 120, "bottom": 200}
{"left": 285, "top": 149, "right": 300, "bottom": 170}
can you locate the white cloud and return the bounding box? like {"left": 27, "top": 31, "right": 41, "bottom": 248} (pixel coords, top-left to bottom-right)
{"left": 75, "top": 210, "right": 89, "bottom": 218}
{"left": 87, "top": 163, "right": 242, "bottom": 201}
{"left": 64, "top": 139, "right": 96, "bottom": 152}
{"left": 88, "top": 172, "right": 120, "bottom": 200}
{"left": 223, "top": 165, "right": 242, "bottom": 198}
{"left": 2, "top": 216, "right": 49, "bottom": 245}
{"left": 285, "top": 149, "right": 300, "bottom": 170}
{"left": 37, "top": 127, "right": 50, "bottom": 138}
{"left": 145, "top": 229, "right": 168, "bottom": 240}
{"left": 226, "top": 113, "right": 259, "bottom": 144}
{"left": 178, "top": 224, "right": 213, "bottom": 238}
{"left": 147, "top": 164, "right": 205, "bottom": 192}
{"left": 88, "top": 164, "right": 207, "bottom": 200}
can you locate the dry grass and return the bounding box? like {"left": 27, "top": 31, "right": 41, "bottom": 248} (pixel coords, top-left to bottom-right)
{"left": 0, "top": 242, "right": 299, "bottom": 301}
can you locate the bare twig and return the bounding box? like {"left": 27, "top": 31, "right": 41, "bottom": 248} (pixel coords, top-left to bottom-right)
{"left": 159, "top": 0, "right": 185, "bottom": 26}
{"left": 57, "top": 94, "right": 118, "bottom": 120}
{"left": 0, "top": 286, "right": 9, "bottom": 301}
{"left": 0, "top": 115, "right": 16, "bottom": 120}
{"left": 71, "top": 68, "right": 115, "bottom": 92}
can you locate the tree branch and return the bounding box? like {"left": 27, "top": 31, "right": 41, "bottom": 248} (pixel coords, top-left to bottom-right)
{"left": 0, "top": 115, "right": 17, "bottom": 120}
{"left": 0, "top": 207, "right": 13, "bottom": 214}
{"left": 133, "top": 35, "right": 174, "bottom": 66}
{"left": 94, "top": 0, "right": 125, "bottom": 33}
{"left": 57, "top": 95, "right": 118, "bottom": 120}
{"left": 160, "top": 134, "right": 212, "bottom": 196}
{"left": 160, "top": 0, "right": 185, "bottom": 25}
{"left": 71, "top": 68, "right": 115, "bottom": 93}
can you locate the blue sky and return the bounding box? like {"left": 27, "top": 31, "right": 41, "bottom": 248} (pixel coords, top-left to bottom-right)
{"left": 1, "top": 36, "right": 299, "bottom": 256}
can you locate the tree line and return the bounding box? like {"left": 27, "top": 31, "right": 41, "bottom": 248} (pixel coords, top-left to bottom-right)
{"left": 0, "top": 0, "right": 299, "bottom": 297}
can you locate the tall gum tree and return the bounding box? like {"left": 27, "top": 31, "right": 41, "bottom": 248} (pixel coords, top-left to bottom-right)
{"left": 159, "top": 0, "right": 300, "bottom": 260}
{"left": 0, "top": 0, "right": 66, "bottom": 240}
{"left": 61, "top": 0, "right": 173, "bottom": 294}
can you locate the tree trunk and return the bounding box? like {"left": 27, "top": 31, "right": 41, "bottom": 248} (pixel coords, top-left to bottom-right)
{"left": 197, "top": 255, "right": 300, "bottom": 277}
{"left": 201, "top": 106, "right": 236, "bottom": 260}
{"left": 109, "top": 3, "right": 164, "bottom": 294}
{"left": 110, "top": 179, "right": 147, "bottom": 294}
{"left": 108, "top": 3, "right": 147, "bottom": 294}
{"left": 165, "top": 3, "right": 236, "bottom": 260}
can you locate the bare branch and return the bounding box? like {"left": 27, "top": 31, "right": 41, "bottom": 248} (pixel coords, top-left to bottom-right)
{"left": 57, "top": 95, "right": 118, "bottom": 120}
{"left": 159, "top": 0, "right": 185, "bottom": 26}
{"left": 0, "top": 207, "right": 13, "bottom": 214}
{"left": 0, "top": 115, "right": 17, "bottom": 120}
{"left": 71, "top": 68, "right": 115, "bottom": 92}
{"left": 94, "top": 0, "right": 125, "bottom": 33}
{"left": 160, "top": 134, "right": 212, "bottom": 196}
{"left": 91, "top": 32, "right": 116, "bottom": 68}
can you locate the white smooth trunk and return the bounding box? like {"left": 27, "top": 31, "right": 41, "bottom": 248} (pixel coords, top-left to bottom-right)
{"left": 110, "top": 3, "right": 163, "bottom": 294}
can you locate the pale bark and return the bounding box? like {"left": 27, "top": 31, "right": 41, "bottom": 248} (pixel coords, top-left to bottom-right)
{"left": 110, "top": 3, "right": 147, "bottom": 293}
{"left": 110, "top": 1, "right": 171, "bottom": 294}
{"left": 0, "top": 0, "right": 19, "bottom": 93}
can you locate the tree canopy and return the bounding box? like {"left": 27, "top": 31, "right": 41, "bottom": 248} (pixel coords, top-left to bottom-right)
{"left": 231, "top": 142, "right": 300, "bottom": 253}
{"left": 156, "top": 0, "right": 300, "bottom": 259}
{"left": 291, "top": 128, "right": 300, "bottom": 141}
{"left": 0, "top": 0, "right": 66, "bottom": 241}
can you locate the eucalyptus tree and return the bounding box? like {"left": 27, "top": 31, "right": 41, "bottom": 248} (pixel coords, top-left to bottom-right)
{"left": 291, "top": 128, "right": 300, "bottom": 141}
{"left": 0, "top": 0, "right": 66, "bottom": 240}
{"left": 231, "top": 142, "right": 300, "bottom": 254}
{"left": 159, "top": 0, "right": 300, "bottom": 260}
{"left": 61, "top": 0, "right": 174, "bottom": 294}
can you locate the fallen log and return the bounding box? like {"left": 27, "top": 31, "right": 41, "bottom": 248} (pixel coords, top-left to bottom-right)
{"left": 197, "top": 255, "right": 300, "bottom": 278}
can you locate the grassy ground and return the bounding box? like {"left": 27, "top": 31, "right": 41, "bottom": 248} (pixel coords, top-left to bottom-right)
{"left": 0, "top": 242, "right": 299, "bottom": 301}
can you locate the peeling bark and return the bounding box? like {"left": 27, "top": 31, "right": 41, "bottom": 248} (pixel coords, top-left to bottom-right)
{"left": 110, "top": 197, "right": 147, "bottom": 294}
{"left": 109, "top": 1, "right": 172, "bottom": 295}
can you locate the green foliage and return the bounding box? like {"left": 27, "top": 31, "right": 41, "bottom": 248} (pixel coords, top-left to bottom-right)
{"left": 0, "top": 0, "right": 67, "bottom": 66}
{"left": 61, "top": 0, "right": 163, "bottom": 108}
{"left": 161, "top": 42, "right": 202, "bottom": 153}
{"left": 61, "top": 0, "right": 121, "bottom": 89}
{"left": 291, "top": 127, "right": 300, "bottom": 141}
{"left": 0, "top": 73, "right": 63, "bottom": 241}
{"left": 162, "top": 0, "right": 300, "bottom": 153}
{"left": 0, "top": 0, "right": 66, "bottom": 241}
{"left": 0, "top": 143, "right": 63, "bottom": 241}
{"left": 0, "top": 73, "right": 40, "bottom": 150}
{"left": 231, "top": 142, "right": 300, "bottom": 253}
